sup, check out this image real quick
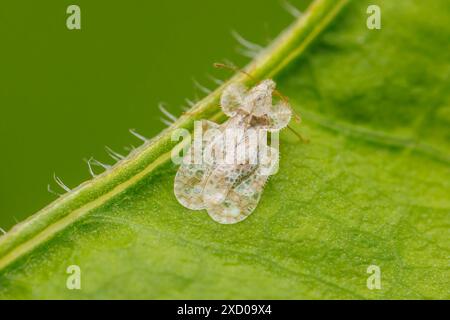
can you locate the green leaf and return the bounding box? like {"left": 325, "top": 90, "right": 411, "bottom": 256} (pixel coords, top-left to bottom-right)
{"left": 1, "top": 0, "right": 449, "bottom": 299}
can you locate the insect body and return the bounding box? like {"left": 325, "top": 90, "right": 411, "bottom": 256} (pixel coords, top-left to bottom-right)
{"left": 174, "top": 79, "right": 292, "bottom": 224}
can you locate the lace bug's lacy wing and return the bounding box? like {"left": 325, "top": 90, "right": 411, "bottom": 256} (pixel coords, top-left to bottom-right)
{"left": 206, "top": 147, "right": 279, "bottom": 224}
{"left": 174, "top": 120, "right": 220, "bottom": 210}
{"left": 203, "top": 163, "right": 258, "bottom": 206}
{"left": 220, "top": 83, "right": 246, "bottom": 117}
{"left": 265, "top": 100, "right": 292, "bottom": 131}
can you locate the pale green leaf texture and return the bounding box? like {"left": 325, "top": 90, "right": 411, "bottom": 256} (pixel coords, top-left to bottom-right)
{"left": 1, "top": 0, "right": 449, "bottom": 299}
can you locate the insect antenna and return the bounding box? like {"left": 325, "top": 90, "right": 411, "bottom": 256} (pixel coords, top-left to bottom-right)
{"left": 287, "top": 125, "right": 309, "bottom": 143}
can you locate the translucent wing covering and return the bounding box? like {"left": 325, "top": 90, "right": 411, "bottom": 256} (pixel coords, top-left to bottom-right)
{"left": 174, "top": 120, "right": 220, "bottom": 210}
{"left": 220, "top": 83, "right": 246, "bottom": 116}
{"left": 206, "top": 147, "right": 279, "bottom": 224}
{"left": 176, "top": 78, "right": 289, "bottom": 223}
{"left": 266, "top": 100, "right": 292, "bottom": 131}
{"left": 203, "top": 163, "right": 258, "bottom": 206}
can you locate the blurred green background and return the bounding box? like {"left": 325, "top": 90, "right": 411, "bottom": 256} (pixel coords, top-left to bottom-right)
{"left": 0, "top": 1, "right": 311, "bottom": 230}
